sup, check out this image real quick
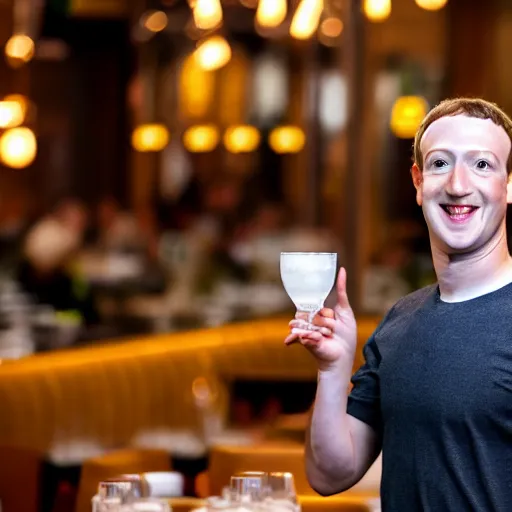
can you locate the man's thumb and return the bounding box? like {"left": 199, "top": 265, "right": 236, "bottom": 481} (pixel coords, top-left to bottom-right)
{"left": 335, "top": 267, "right": 351, "bottom": 312}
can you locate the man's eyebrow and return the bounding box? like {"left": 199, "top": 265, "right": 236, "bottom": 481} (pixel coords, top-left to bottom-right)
{"left": 424, "top": 148, "right": 501, "bottom": 161}
{"left": 464, "top": 150, "right": 500, "bottom": 159}
{"left": 424, "top": 148, "right": 454, "bottom": 160}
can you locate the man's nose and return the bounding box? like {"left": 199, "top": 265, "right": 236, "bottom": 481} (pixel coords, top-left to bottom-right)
{"left": 446, "top": 164, "right": 471, "bottom": 197}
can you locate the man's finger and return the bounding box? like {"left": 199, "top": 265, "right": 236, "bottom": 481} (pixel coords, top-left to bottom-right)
{"left": 284, "top": 332, "right": 300, "bottom": 345}
{"left": 335, "top": 267, "right": 352, "bottom": 316}
{"left": 319, "top": 308, "right": 335, "bottom": 319}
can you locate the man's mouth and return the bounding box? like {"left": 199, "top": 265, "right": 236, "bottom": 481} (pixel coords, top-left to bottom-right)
{"left": 440, "top": 204, "right": 479, "bottom": 222}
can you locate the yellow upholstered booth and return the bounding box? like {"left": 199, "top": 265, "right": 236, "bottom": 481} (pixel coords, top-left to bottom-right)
{"left": 0, "top": 316, "right": 381, "bottom": 512}
{"left": 0, "top": 317, "right": 379, "bottom": 455}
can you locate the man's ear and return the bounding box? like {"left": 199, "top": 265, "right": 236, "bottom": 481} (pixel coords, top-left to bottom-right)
{"left": 506, "top": 172, "right": 512, "bottom": 204}
{"left": 411, "top": 163, "right": 423, "bottom": 206}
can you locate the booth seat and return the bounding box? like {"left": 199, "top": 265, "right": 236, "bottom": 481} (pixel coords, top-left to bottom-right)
{"left": 0, "top": 317, "right": 379, "bottom": 454}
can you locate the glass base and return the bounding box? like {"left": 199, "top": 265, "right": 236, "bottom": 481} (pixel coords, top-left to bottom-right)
{"left": 294, "top": 308, "right": 322, "bottom": 330}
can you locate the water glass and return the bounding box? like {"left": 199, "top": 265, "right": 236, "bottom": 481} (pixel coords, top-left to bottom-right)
{"left": 230, "top": 471, "right": 268, "bottom": 502}
{"left": 267, "top": 472, "right": 296, "bottom": 501}
{"left": 280, "top": 252, "right": 337, "bottom": 325}
{"left": 93, "top": 475, "right": 148, "bottom": 512}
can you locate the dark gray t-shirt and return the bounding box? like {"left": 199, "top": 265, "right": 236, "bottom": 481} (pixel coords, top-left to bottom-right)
{"left": 347, "top": 283, "right": 512, "bottom": 511}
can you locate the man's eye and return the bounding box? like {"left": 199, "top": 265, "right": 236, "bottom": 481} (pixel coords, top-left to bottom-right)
{"left": 433, "top": 159, "right": 447, "bottom": 168}
{"left": 476, "top": 160, "right": 490, "bottom": 170}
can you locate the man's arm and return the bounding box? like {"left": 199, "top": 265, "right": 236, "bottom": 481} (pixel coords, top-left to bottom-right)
{"left": 285, "top": 268, "right": 381, "bottom": 495}
{"left": 305, "top": 366, "right": 380, "bottom": 496}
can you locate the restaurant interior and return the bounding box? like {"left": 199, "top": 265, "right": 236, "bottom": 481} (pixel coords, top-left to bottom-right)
{"left": 0, "top": 0, "right": 510, "bottom": 510}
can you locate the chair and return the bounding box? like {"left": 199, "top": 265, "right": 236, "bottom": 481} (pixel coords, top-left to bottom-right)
{"left": 0, "top": 445, "right": 43, "bottom": 512}
{"left": 75, "top": 448, "right": 171, "bottom": 512}
{"left": 207, "top": 442, "right": 311, "bottom": 496}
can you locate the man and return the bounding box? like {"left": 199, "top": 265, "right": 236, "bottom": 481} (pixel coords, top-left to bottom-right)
{"left": 285, "top": 98, "right": 512, "bottom": 511}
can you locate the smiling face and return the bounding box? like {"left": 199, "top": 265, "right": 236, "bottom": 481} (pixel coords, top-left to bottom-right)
{"left": 411, "top": 114, "right": 512, "bottom": 255}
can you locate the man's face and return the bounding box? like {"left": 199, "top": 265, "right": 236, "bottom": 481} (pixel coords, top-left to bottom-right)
{"left": 412, "top": 114, "right": 512, "bottom": 255}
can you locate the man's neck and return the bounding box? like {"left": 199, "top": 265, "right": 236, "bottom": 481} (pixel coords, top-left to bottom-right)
{"left": 432, "top": 227, "right": 512, "bottom": 303}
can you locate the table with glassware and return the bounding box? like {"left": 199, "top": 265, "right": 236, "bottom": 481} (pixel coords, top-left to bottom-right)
{"left": 91, "top": 468, "right": 379, "bottom": 512}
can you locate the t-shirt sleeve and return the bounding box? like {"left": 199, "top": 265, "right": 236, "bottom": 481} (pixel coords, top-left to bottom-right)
{"left": 347, "top": 336, "right": 382, "bottom": 434}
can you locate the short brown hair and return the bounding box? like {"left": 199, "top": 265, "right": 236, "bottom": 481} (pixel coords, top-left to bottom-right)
{"left": 413, "top": 98, "right": 512, "bottom": 173}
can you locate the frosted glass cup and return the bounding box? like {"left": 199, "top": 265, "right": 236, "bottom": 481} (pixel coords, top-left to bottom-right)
{"left": 280, "top": 252, "right": 337, "bottom": 327}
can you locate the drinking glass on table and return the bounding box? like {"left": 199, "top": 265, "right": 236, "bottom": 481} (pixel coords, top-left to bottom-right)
{"left": 93, "top": 475, "right": 148, "bottom": 511}
{"left": 267, "top": 472, "right": 296, "bottom": 502}
{"left": 280, "top": 252, "right": 337, "bottom": 328}
{"left": 230, "top": 471, "right": 268, "bottom": 502}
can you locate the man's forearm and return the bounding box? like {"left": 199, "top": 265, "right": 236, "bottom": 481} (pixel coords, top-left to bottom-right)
{"left": 305, "top": 361, "right": 356, "bottom": 495}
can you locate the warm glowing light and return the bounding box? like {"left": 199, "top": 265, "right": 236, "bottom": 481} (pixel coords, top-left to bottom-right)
{"left": 290, "top": 0, "right": 324, "bottom": 40}
{"left": 223, "top": 125, "right": 261, "bottom": 153}
{"left": 142, "top": 10, "right": 168, "bottom": 32}
{"left": 191, "top": 376, "right": 218, "bottom": 403}
{"left": 183, "top": 124, "right": 220, "bottom": 152}
{"left": 131, "top": 124, "right": 170, "bottom": 152}
{"left": 363, "top": 0, "right": 391, "bottom": 22}
{"left": 0, "top": 127, "right": 37, "bottom": 168}
{"left": 415, "top": 0, "right": 448, "bottom": 10}
{"left": 5, "top": 34, "right": 35, "bottom": 62}
{"left": 320, "top": 17, "right": 343, "bottom": 38}
{"left": 218, "top": 51, "right": 249, "bottom": 126}
{"left": 180, "top": 54, "right": 215, "bottom": 119}
{"left": 256, "top": 0, "right": 287, "bottom": 28}
{"left": 269, "top": 126, "right": 306, "bottom": 154}
{"left": 390, "top": 96, "right": 428, "bottom": 139}
{"left": 192, "top": 377, "right": 209, "bottom": 400}
{"left": 193, "top": 0, "right": 223, "bottom": 30}
{"left": 0, "top": 101, "right": 24, "bottom": 128}
{"left": 194, "top": 36, "right": 231, "bottom": 71}
{"left": 4, "top": 94, "right": 29, "bottom": 118}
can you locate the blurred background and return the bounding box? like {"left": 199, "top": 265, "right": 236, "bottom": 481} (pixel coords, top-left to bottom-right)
{"left": 0, "top": 1, "right": 511, "bottom": 511}
{"left": 3, "top": 0, "right": 506, "bottom": 354}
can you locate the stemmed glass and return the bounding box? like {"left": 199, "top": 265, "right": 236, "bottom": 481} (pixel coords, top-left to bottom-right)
{"left": 280, "top": 252, "right": 337, "bottom": 328}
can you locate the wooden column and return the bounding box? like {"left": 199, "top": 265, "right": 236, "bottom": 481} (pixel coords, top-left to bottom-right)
{"left": 445, "top": 0, "right": 499, "bottom": 98}
{"left": 67, "top": 19, "right": 132, "bottom": 205}
{"left": 342, "top": 0, "right": 370, "bottom": 314}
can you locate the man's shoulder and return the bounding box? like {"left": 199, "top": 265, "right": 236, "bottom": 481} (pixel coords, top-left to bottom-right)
{"left": 391, "top": 283, "right": 438, "bottom": 315}
{"left": 372, "top": 284, "right": 438, "bottom": 339}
